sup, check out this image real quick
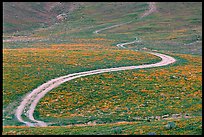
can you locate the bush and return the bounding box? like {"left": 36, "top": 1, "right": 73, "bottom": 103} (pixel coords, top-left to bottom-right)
{"left": 112, "top": 127, "right": 123, "bottom": 134}
{"left": 165, "top": 122, "right": 176, "bottom": 130}
{"left": 147, "top": 132, "right": 156, "bottom": 135}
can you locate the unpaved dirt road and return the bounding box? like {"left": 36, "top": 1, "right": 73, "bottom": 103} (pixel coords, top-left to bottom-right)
{"left": 15, "top": 2, "right": 177, "bottom": 127}
{"left": 16, "top": 38, "right": 176, "bottom": 127}
{"left": 141, "top": 2, "right": 157, "bottom": 18}
{"left": 93, "top": 21, "right": 133, "bottom": 34}
{"left": 93, "top": 2, "right": 157, "bottom": 34}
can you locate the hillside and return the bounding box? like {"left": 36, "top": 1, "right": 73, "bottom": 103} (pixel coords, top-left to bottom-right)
{"left": 3, "top": 2, "right": 202, "bottom": 55}
{"left": 3, "top": 2, "right": 202, "bottom": 135}
{"left": 3, "top": 2, "right": 82, "bottom": 33}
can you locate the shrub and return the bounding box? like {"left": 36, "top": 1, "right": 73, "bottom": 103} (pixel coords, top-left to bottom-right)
{"left": 112, "top": 127, "right": 123, "bottom": 134}
{"left": 147, "top": 132, "right": 156, "bottom": 135}
{"left": 165, "top": 122, "right": 176, "bottom": 130}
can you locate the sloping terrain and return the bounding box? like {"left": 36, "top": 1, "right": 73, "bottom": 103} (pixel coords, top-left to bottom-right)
{"left": 3, "top": 2, "right": 82, "bottom": 33}
{"left": 3, "top": 2, "right": 202, "bottom": 135}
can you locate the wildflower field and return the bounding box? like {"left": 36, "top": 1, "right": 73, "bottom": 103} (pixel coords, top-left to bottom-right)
{"left": 3, "top": 2, "right": 202, "bottom": 135}
{"left": 34, "top": 53, "right": 201, "bottom": 126}
{"left": 3, "top": 44, "right": 160, "bottom": 125}
{"left": 3, "top": 117, "right": 202, "bottom": 135}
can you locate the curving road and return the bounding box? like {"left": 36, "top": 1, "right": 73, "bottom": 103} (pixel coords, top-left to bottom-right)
{"left": 141, "top": 2, "right": 157, "bottom": 18}
{"left": 16, "top": 38, "right": 176, "bottom": 127}
{"left": 15, "top": 2, "right": 176, "bottom": 127}
{"left": 93, "top": 20, "right": 133, "bottom": 34}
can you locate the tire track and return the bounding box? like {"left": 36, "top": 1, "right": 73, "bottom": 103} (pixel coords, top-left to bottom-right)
{"left": 16, "top": 38, "right": 176, "bottom": 127}
{"left": 141, "top": 2, "right": 157, "bottom": 18}
{"left": 93, "top": 21, "right": 133, "bottom": 34}
{"left": 15, "top": 2, "right": 177, "bottom": 127}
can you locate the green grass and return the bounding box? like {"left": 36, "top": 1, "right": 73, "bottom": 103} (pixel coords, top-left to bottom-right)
{"left": 3, "top": 48, "right": 160, "bottom": 126}
{"left": 3, "top": 2, "right": 202, "bottom": 135}
{"left": 3, "top": 117, "right": 202, "bottom": 135}
{"left": 4, "top": 2, "right": 202, "bottom": 55}
{"left": 30, "top": 53, "right": 202, "bottom": 126}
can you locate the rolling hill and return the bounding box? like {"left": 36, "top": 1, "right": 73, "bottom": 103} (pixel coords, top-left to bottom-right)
{"left": 3, "top": 2, "right": 202, "bottom": 135}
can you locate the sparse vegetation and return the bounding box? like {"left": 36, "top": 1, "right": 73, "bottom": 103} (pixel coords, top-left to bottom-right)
{"left": 3, "top": 117, "right": 202, "bottom": 135}
{"left": 3, "top": 2, "right": 202, "bottom": 135}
